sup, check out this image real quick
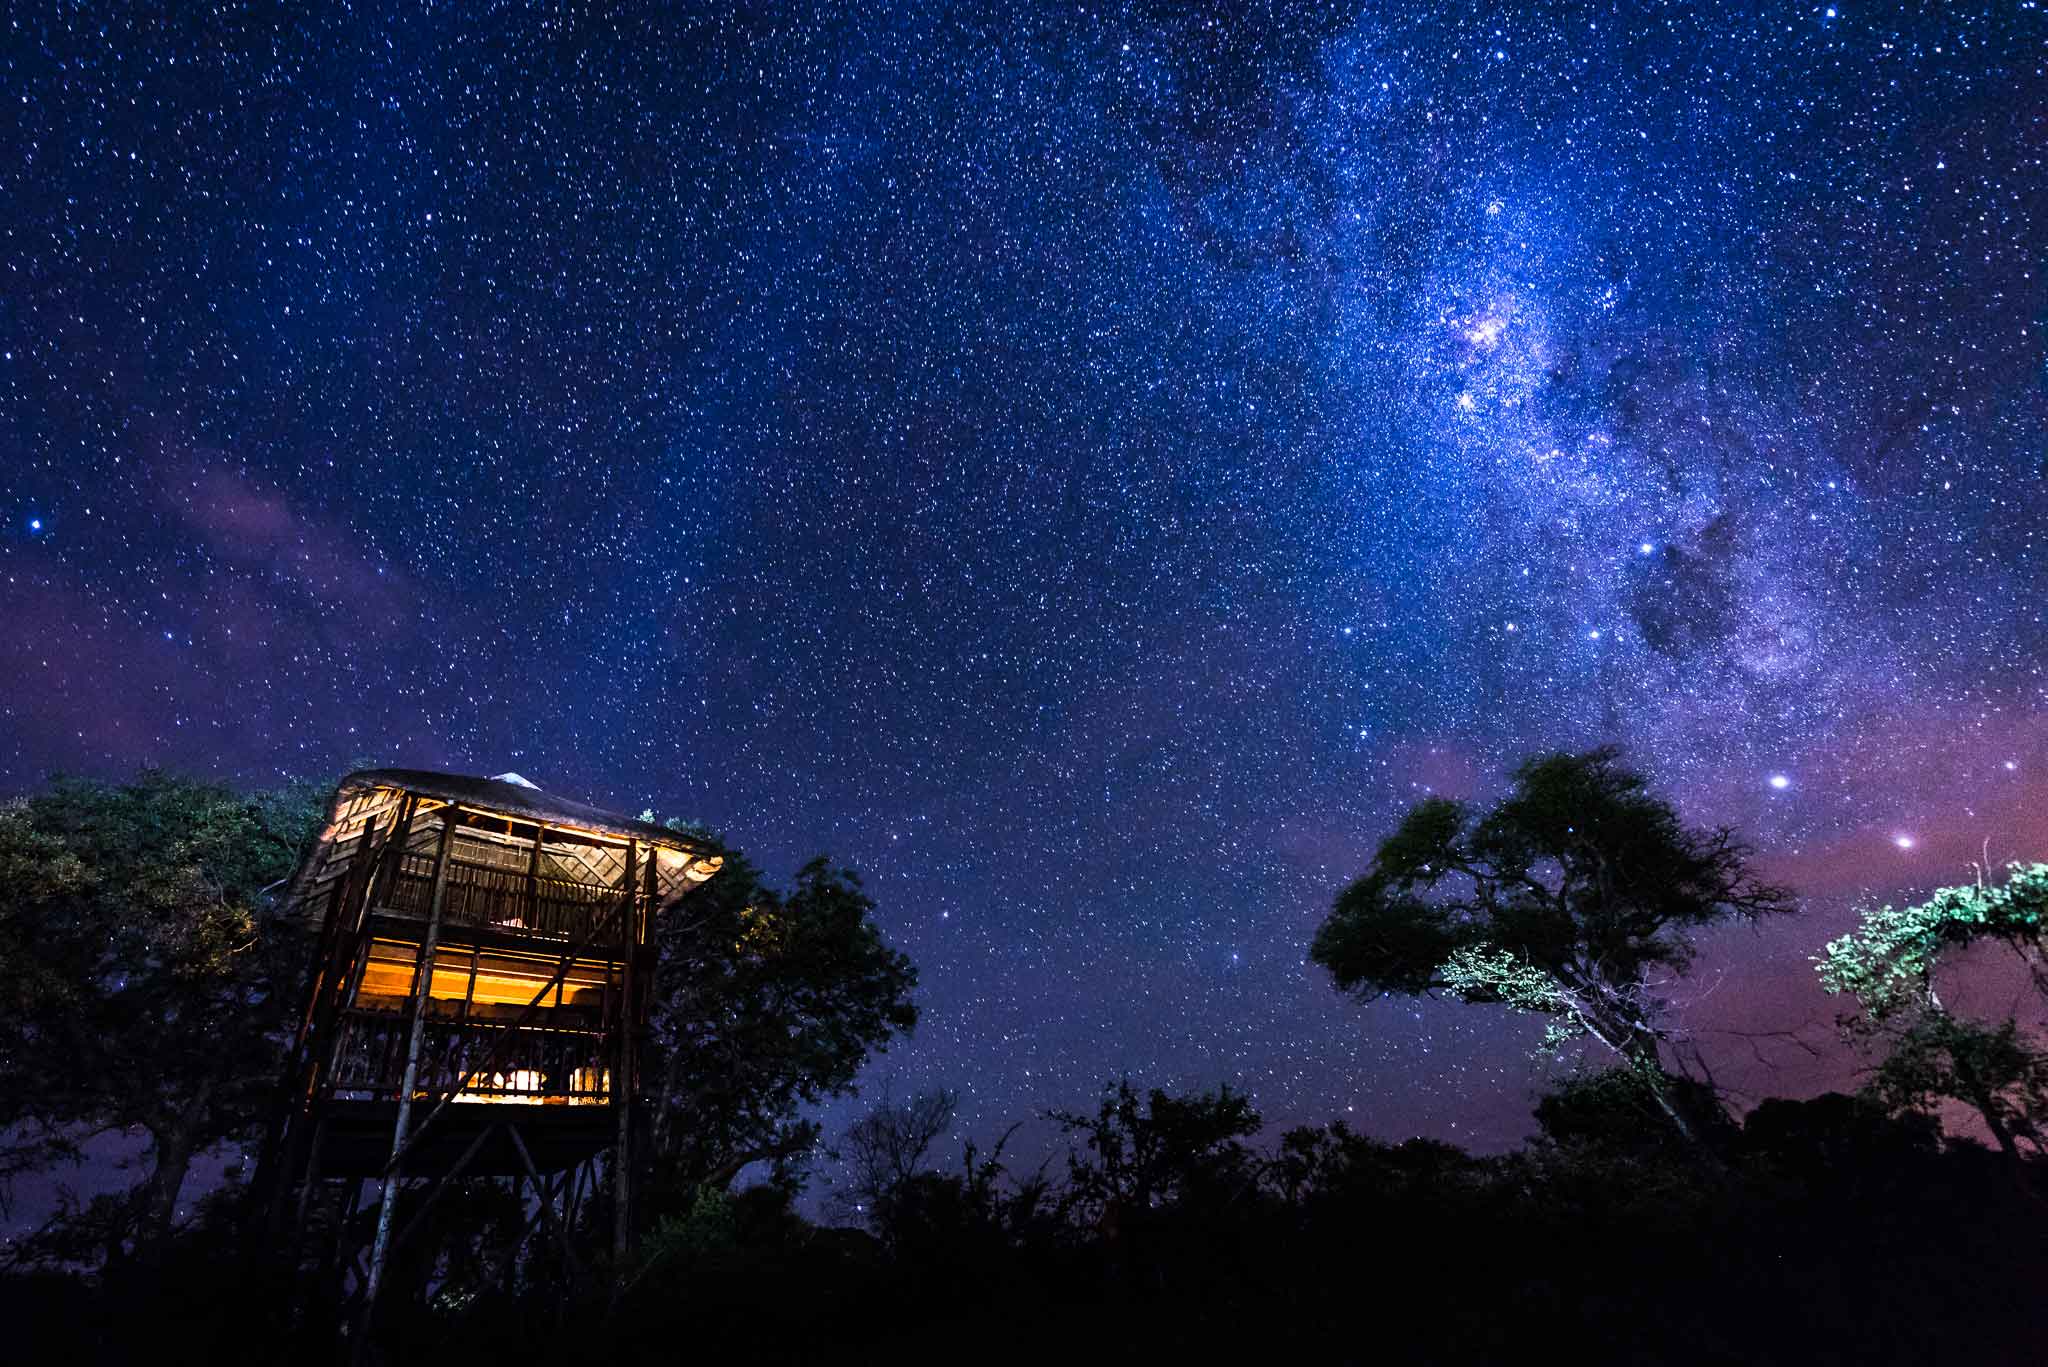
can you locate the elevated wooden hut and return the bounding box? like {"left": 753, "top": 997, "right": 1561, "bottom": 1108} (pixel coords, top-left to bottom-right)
{"left": 265, "top": 768, "right": 722, "bottom": 1314}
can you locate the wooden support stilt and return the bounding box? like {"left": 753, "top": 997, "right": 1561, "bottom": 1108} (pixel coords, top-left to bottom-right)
{"left": 390, "top": 1121, "right": 499, "bottom": 1259}
{"left": 510, "top": 1124, "right": 588, "bottom": 1284}
{"left": 612, "top": 840, "right": 638, "bottom": 1281}
{"left": 359, "top": 809, "right": 459, "bottom": 1339}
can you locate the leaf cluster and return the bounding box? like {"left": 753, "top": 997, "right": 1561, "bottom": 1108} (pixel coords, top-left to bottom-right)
{"left": 1817, "top": 863, "right": 2048, "bottom": 1021}
{"left": 646, "top": 854, "right": 919, "bottom": 1193}
{"left": 0, "top": 770, "right": 321, "bottom": 1152}
{"left": 1313, "top": 748, "right": 1794, "bottom": 1011}
{"left": 1049, "top": 1078, "right": 1263, "bottom": 1227}
{"left": 1817, "top": 864, "right": 2048, "bottom": 1158}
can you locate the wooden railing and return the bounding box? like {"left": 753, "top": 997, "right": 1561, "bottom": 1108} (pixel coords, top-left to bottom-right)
{"left": 383, "top": 852, "right": 621, "bottom": 941}
{"left": 326, "top": 1007, "right": 613, "bottom": 1105}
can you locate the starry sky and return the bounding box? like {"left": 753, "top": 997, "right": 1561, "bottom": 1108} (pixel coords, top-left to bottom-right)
{"left": 5, "top": 2, "right": 2047, "bottom": 1164}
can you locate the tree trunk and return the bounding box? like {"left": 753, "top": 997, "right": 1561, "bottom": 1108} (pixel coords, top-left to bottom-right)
{"left": 137, "top": 1078, "right": 216, "bottom": 1264}
{"left": 1581, "top": 1014, "right": 1701, "bottom": 1148}
{"left": 138, "top": 1120, "right": 202, "bottom": 1262}
{"left": 1953, "top": 1059, "right": 2024, "bottom": 1166}
{"left": 1624, "top": 1045, "right": 1702, "bottom": 1147}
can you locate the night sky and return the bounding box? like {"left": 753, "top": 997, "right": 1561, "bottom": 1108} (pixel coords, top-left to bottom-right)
{"left": 5, "top": 3, "right": 2047, "bottom": 1167}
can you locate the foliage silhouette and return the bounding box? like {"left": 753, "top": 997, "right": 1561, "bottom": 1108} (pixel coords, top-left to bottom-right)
{"left": 1311, "top": 747, "right": 1793, "bottom": 1141}
{"left": 0, "top": 770, "right": 323, "bottom": 1265}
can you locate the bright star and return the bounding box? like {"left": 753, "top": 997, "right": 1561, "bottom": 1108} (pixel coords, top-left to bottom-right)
{"left": 1894, "top": 835, "right": 1915, "bottom": 850}
{"left": 1456, "top": 392, "right": 1477, "bottom": 412}
{"left": 1639, "top": 542, "right": 1654, "bottom": 555}
{"left": 27, "top": 517, "right": 41, "bottom": 533}
{"left": 1464, "top": 316, "right": 1506, "bottom": 347}
{"left": 1769, "top": 774, "right": 1790, "bottom": 790}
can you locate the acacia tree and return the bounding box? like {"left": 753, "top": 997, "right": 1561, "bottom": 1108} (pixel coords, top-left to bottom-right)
{"left": 643, "top": 852, "right": 918, "bottom": 1197}
{"left": 0, "top": 771, "right": 322, "bottom": 1263}
{"left": 1310, "top": 748, "right": 1795, "bottom": 1142}
{"left": 1816, "top": 863, "right": 2048, "bottom": 1165}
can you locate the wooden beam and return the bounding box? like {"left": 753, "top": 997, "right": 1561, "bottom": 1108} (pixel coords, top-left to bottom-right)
{"left": 390, "top": 1121, "right": 499, "bottom": 1260}
{"left": 613, "top": 839, "right": 638, "bottom": 1278}
{"left": 362, "top": 808, "right": 459, "bottom": 1326}
{"left": 527, "top": 822, "right": 545, "bottom": 927}
{"left": 376, "top": 897, "right": 628, "bottom": 1172}
{"left": 509, "top": 1123, "right": 588, "bottom": 1284}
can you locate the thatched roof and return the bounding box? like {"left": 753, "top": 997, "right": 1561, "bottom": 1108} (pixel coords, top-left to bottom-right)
{"left": 281, "top": 767, "right": 724, "bottom": 919}
{"left": 337, "top": 768, "right": 712, "bottom": 852}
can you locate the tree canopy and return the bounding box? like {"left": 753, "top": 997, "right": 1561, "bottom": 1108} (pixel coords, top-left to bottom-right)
{"left": 0, "top": 770, "right": 322, "bottom": 1261}
{"left": 644, "top": 852, "right": 919, "bottom": 1196}
{"left": 1310, "top": 748, "right": 1795, "bottom": 1138}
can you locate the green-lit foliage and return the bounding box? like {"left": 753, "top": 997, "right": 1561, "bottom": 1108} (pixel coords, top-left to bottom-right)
{"left": 1817, "top": 867, "right": 2048, "bottom": 1161}
{"left": 1817, "top": 863, "right": 2048, "bottom": 1018}
{"left": 1311, "top": 748, "right": 1793, "bottom": 1140}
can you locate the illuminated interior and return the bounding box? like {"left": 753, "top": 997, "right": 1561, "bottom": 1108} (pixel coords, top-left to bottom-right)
{"left": 302, "top": 774, "right": 726, "bottom": 1113}
{"left": 356, "top": 939, "right": 619, "bottom": 1010}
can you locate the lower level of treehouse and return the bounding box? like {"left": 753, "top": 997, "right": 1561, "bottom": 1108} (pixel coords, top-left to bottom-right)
{"left": 311, "top": 1100, "right": 621, "bottom": 1177}
{"left": 319, "top": 909, "right": 639, "bottom": 1113}
{"left": 324, "top": 1001, "right": 614, "bottom": 1104}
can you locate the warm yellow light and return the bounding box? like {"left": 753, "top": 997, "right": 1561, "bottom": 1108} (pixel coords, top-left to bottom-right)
{"left": 357, "top": 940, "right": 618, "bottom": 1007}
{"left": 447, "top": 1067, "right": 608, "bottom": 1105}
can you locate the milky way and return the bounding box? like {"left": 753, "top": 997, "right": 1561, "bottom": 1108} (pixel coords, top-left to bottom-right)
{"left": 4, "top": 3, "right": 2046, "bottom": 1166}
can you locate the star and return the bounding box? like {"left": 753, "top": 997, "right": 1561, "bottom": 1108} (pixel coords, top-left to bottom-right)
{"left": 0, "top": 0, "right": 2037, "bottom": 1206}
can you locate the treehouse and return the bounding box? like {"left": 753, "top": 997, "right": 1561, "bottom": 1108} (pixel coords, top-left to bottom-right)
{"left": 266, "top": 769, "right": 721, "bottom": 1297}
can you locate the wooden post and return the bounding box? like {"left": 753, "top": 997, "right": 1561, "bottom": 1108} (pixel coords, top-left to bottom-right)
{"left": 612, "top": 840, "right": 638, "bottom": 1279}
{"left": 327, "top": 795, "right": 417, "bottom": 1057}
{"left": 527, "top": 823, "right": 545, "bottom": 930}
{"left": 361, "top": 808, "right": 459, "bottom": 1331}
{"left": 368, "top": 794, "right": 417, "bottom": 917}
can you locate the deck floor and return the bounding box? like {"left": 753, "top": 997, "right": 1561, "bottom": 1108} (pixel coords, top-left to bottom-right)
{"left": 309, "top": 1099, "right": 616, "bottom": 1177}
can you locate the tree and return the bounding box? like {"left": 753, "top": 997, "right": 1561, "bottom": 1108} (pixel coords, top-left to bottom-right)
{"left": 1816, "top": 864, "right": 2048, "bottom": 1164}
{"left": 835, "top": 1086, "right": 957, "bottom": 1234}
{"left": 1050, "top": 1079, "right": 1263, "bottom": 1228}
{"left": 643, "top": 853, "right": 919, "bottom": 1196}
{"left": 1309, "top": 748, "right": 1795, "bottom": 1142}
{"left": 0, "top": 770, "right": 323, "bottom": 1263}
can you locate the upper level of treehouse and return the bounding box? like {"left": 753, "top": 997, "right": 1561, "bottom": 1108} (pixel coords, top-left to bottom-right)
{"left": 284, "top": 769, "right": 721, "bottom": 1130}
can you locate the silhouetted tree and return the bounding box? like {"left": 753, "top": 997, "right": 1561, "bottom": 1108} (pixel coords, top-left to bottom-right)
{"left": 1310, "top": 748, "right": 1793, "bottom": 1142}
{"left": 0, "top": 771, "right": 322, "bottom": 1264}
{"left": 643, "top": 853, "right": 919, "bottom": 1195}
{"left": 1740, "top": 1092, "right": 1940, "bottom": 1181}
{"left": 1053, "top": 1080, "right": 1263, "bottom": 1222}
{"left": 836, "top": 1086, "right": 957, "bottom": 1234}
